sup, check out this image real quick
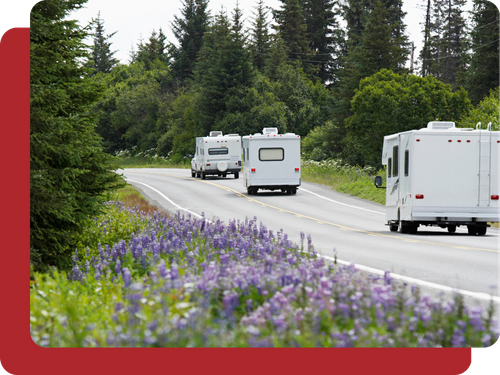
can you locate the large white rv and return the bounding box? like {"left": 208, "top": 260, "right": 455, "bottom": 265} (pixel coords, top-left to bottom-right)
{"left": 191, "top": 131, "right": 242, "bottom": 179}
{"left": 242, "top": 128, "right": 301, "bottom": 194}
{"left": 375, "top": 121, "right": 499, "bottom": 235}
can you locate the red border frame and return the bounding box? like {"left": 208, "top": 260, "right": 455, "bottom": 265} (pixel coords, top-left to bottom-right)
{"left": 0, "top": 27, "right": 471, "bottom": 375}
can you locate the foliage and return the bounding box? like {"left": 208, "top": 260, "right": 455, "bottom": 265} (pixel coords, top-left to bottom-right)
{"left": 459, "top": 87, "right": 500, "bottom": 131}
{"left": 249, "top": 0, "right": 271, "bottom": 72}
{"left": 301, "top": 159, "right": 386, "bottom": 205}
{"left": 170, "top": 0, "right": 210, "bottom": 83}
{"left": 86, "top": 12, "right": 118, "bottom": 74}
{"left": 420, "top": 0, "right": 468, "bottom": 87}
{"left": 30, "top": 0, "right": 125, "bottom": 272}
{"left": 31, "top": 206, "right": 499, "bottom": 347}
{"left": 131, "top": 29, "right": 171, "bottom": 70}
{"left": 464, "top": 0, "right": 499, "bottom": 105}
{"left": 344, "top": 69, "right": 472, "bottom": 168}
{"left": 92, "top": 61, "right": 174, "bottom": 154}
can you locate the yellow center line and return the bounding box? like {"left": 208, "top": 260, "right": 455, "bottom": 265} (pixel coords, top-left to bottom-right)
{"left": 126, "top": 170, "right": 499, "bottom": 254}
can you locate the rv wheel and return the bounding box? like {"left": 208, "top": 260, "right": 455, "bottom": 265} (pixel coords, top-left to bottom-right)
{"left": 234, "top": 172, "right": 239, "bottom": 179}
{"left": 447, "top": 225, "right": 456, "bottom": 233}
{"left": 191, "top": 170, "right": 196, "bottom": 177}
{"left": 201, "top": 171, "right": 206, "bottom": 180}
{"left": 476, "top": 225, "right": 487, "bottom": 236}
{"left": 389, "top": 224, "right": 398, "bottom": 232}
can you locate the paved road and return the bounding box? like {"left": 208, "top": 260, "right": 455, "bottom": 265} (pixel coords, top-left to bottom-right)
{"left": 122, "top": 168, "right": 500, "bottom": 301}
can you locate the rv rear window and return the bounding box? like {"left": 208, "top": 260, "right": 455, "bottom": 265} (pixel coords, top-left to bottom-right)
{"left": 388, "top": 158, "right": 392, "bottom": 178}
{"left": 259, "top": 148, "right": 284, "bottom": 161}
{"left": 208, "top": 148, "right": 229, "bottom": 155}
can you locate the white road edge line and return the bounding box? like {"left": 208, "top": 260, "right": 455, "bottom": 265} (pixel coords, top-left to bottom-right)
{"left": 300, "top": 188, "right": 385, "bottom": 215}
{"left": 126, "top": 175, "right": 498, "bottom": 303}
{"left": 319, "top": 253, "right": 500, "bottom": 303}
{"left": 126, "top": 178, "right": 210, "bottom": 222}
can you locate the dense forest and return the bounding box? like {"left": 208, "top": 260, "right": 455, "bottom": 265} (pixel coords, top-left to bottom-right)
{"left": 30, "top": 0, "right": 499, "bottom": 270}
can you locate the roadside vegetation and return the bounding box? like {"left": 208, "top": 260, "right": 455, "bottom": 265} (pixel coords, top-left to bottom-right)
{"left": 30, "top": 191, "right": 499, "bottom": 348}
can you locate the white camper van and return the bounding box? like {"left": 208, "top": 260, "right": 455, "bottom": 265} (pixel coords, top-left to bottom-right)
{"left": 242, "top": 128, "right": 301, "bottom": 194}
{"left": 375, "top": 121, "right": 499, "bottom": 235}
{"left": 191, "top": 131, "right": 242, "bottom": 179}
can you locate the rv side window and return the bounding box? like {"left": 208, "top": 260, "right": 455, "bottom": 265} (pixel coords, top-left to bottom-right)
{"left": 259, "top": 148, "right": 284, "bottom": 161}
{"left": 393, "top": 146, "right": 398, "bottom": 177}
{"left": 404, "top": 149, "right": 409, "bottom": 177}
{"left": 208, "top": 148, "right": 229, "bottom": 155}
{"left": 388, "top": 158, "right": 392, "bottom": 178}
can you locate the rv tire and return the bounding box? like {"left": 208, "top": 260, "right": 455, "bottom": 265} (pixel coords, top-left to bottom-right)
{"left": 234, "top": 172, "right": 239, "bottom": 179}
{"left": 191, "top": 170, "right": 196, "bottom": 177}
{"left": 389, "top": 224, "right": 398, "bottom": 232}
{"left": 201, "top": 171, "right": 206, "bottom": 180}
{"left": 447, "top": 225, "right": 456, "bottom": 233}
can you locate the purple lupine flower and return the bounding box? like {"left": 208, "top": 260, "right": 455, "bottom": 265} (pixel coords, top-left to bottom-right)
{"left": 122, "top": 268, "right": 132, "bottom": 287}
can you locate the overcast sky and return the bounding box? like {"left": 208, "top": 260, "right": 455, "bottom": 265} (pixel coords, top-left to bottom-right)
{"left": 69, "top": 0, "right": 439, "bottom": 66}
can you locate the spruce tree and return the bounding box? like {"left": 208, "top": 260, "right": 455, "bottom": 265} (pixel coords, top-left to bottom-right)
{"left": 465, "top": 0, "right": 499, "bottom": 104}
{"left": 250, "top": 0, "right": 271, "bottom": 72}
{"left": 134, "top": 29, "right": 171, "bottom": 70}
{"left": 303, "top": 0, "right": 345, "bottom": 85}
{"left": 30, "top": 0, "right": 124, "bottom": 271}
{"left": 88, "top": 11, "right": 119, "bottom": 74}
{"left": 171, "top": 0, "right": 210, "bottom": 83}
{"left": 273, "top": 0, "right": 317, "bottom": 77}
{"left": 420, "top": 0, "right": 468, "bottom": 86}
{"left": 193, "top": 6, "right": 254, "bottom": 135}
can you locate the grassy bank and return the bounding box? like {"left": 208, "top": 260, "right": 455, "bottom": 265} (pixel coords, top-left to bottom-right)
{"left": 301, "top": 159, "right": 386, "bottom": 205}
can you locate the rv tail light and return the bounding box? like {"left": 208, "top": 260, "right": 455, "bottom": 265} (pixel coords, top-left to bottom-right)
{"left": 295, "top": 168, "right": 299, "bottom": 172}
{"left": 206, "top": 163, "right": 211, "bottom": 166}
{"left": 416, "top": 194, "right": 424, "bottom": 199}
{"left": 492, "top": 195, "right": 499, "bottom": 200}
{"left": 251, "top": 168, "right": 256, "bottom": 172}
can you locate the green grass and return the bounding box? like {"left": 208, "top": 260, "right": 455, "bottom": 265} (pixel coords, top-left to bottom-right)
{"left": 118, "top": 155, "right": 190, "bottom": 169}
{"left": 301, "top": 159, "right": 386, "bottom": 205}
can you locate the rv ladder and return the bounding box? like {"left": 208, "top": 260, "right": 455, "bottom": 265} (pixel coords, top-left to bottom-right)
{"left": 477, "top": 123, "right": 492, "bottom": 207}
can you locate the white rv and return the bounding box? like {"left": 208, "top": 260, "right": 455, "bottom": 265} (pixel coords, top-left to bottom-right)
{"left": 375, "top": 121, "right": 499, "bottom": 235}
{"left": 242, "top": 128, "right": 301, "bottom": 194}
{"left": 191, "top": 131, "right": 242, "bottom": 179}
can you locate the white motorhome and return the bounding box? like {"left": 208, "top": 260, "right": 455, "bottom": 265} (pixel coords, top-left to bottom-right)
{"left": 375, "top": 121, "right": 499, "bottom": 235}
{"left": 191, "top": 131, "right": 242, "bottom": 179}
{"left": 242, "top": 128, "right": 301, "bottom": 194}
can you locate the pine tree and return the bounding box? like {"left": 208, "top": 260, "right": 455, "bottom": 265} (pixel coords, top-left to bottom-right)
{"left": 420, "top": 0, "right": 468, "bottom": 86}
{"left": 30, "top": 0, "right": 124, "bottom": 271}
{"left": 465, "top": 0, "right": 499, "bottom": 104}
{"left": 193, "top": 6, "right": 254, "bottom": 135}
{"left": 134, "top": 28, "right": 171, "bottom": 70}
{"left": 171, "top": 0, "right": 210, "bottom": 83}
{"left": 303, "top": 0, "right": 345, "bottom": 85}
{"left": 273, "top": 0, "right": 317, "bottom": 77}
{"left": 88, "top": 11, "right": 119, "bottom": 74}
{"left": 250, "top": 0, "right": 271, "bottom": 72}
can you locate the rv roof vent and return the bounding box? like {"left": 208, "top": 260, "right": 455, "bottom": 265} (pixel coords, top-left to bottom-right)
{"left": 226, "top": 134, "right": 240, "bottom": 137}
{"left": 427, "top": 121, "right": 455, "bottom": 130}
{"left": 209, "top": 131, "right": 223, "bottom": 137}
{"left": 262, "top": 127, "right": 278, "bottom": 135}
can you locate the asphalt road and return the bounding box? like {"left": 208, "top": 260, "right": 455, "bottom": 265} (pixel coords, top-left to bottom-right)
{"left": 122, "top": 168, "right": 500, "bottom": 302}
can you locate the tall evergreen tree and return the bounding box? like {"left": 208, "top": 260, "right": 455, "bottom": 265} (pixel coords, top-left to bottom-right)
{"left": 465, "top": 0, "right": 499, "bottom": 104}
{"left": 420, "top": 0, "right": 468, "bottom": 86}
{"left": 88, "top": 11, "right": 118, "bottom": 74}
{"left": 30, "top": 0, "right": 124, "bottom": 271}
{"left": 171, "top": 0, "right": 210, "bottom": 83}
{"left": 250, "top": 0, "right": 271, "bottom": 72}
{"left": 133, "top": 29, "right": 171, "bottom": 70}
{"left": 303, "top": 0, "right": 345, "bottom": 85}
{"left": 193, "top": 7, "right": 254, "bottom": 135}
{"left": 273, "top": 0, "right": 317, "bottom": 77}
